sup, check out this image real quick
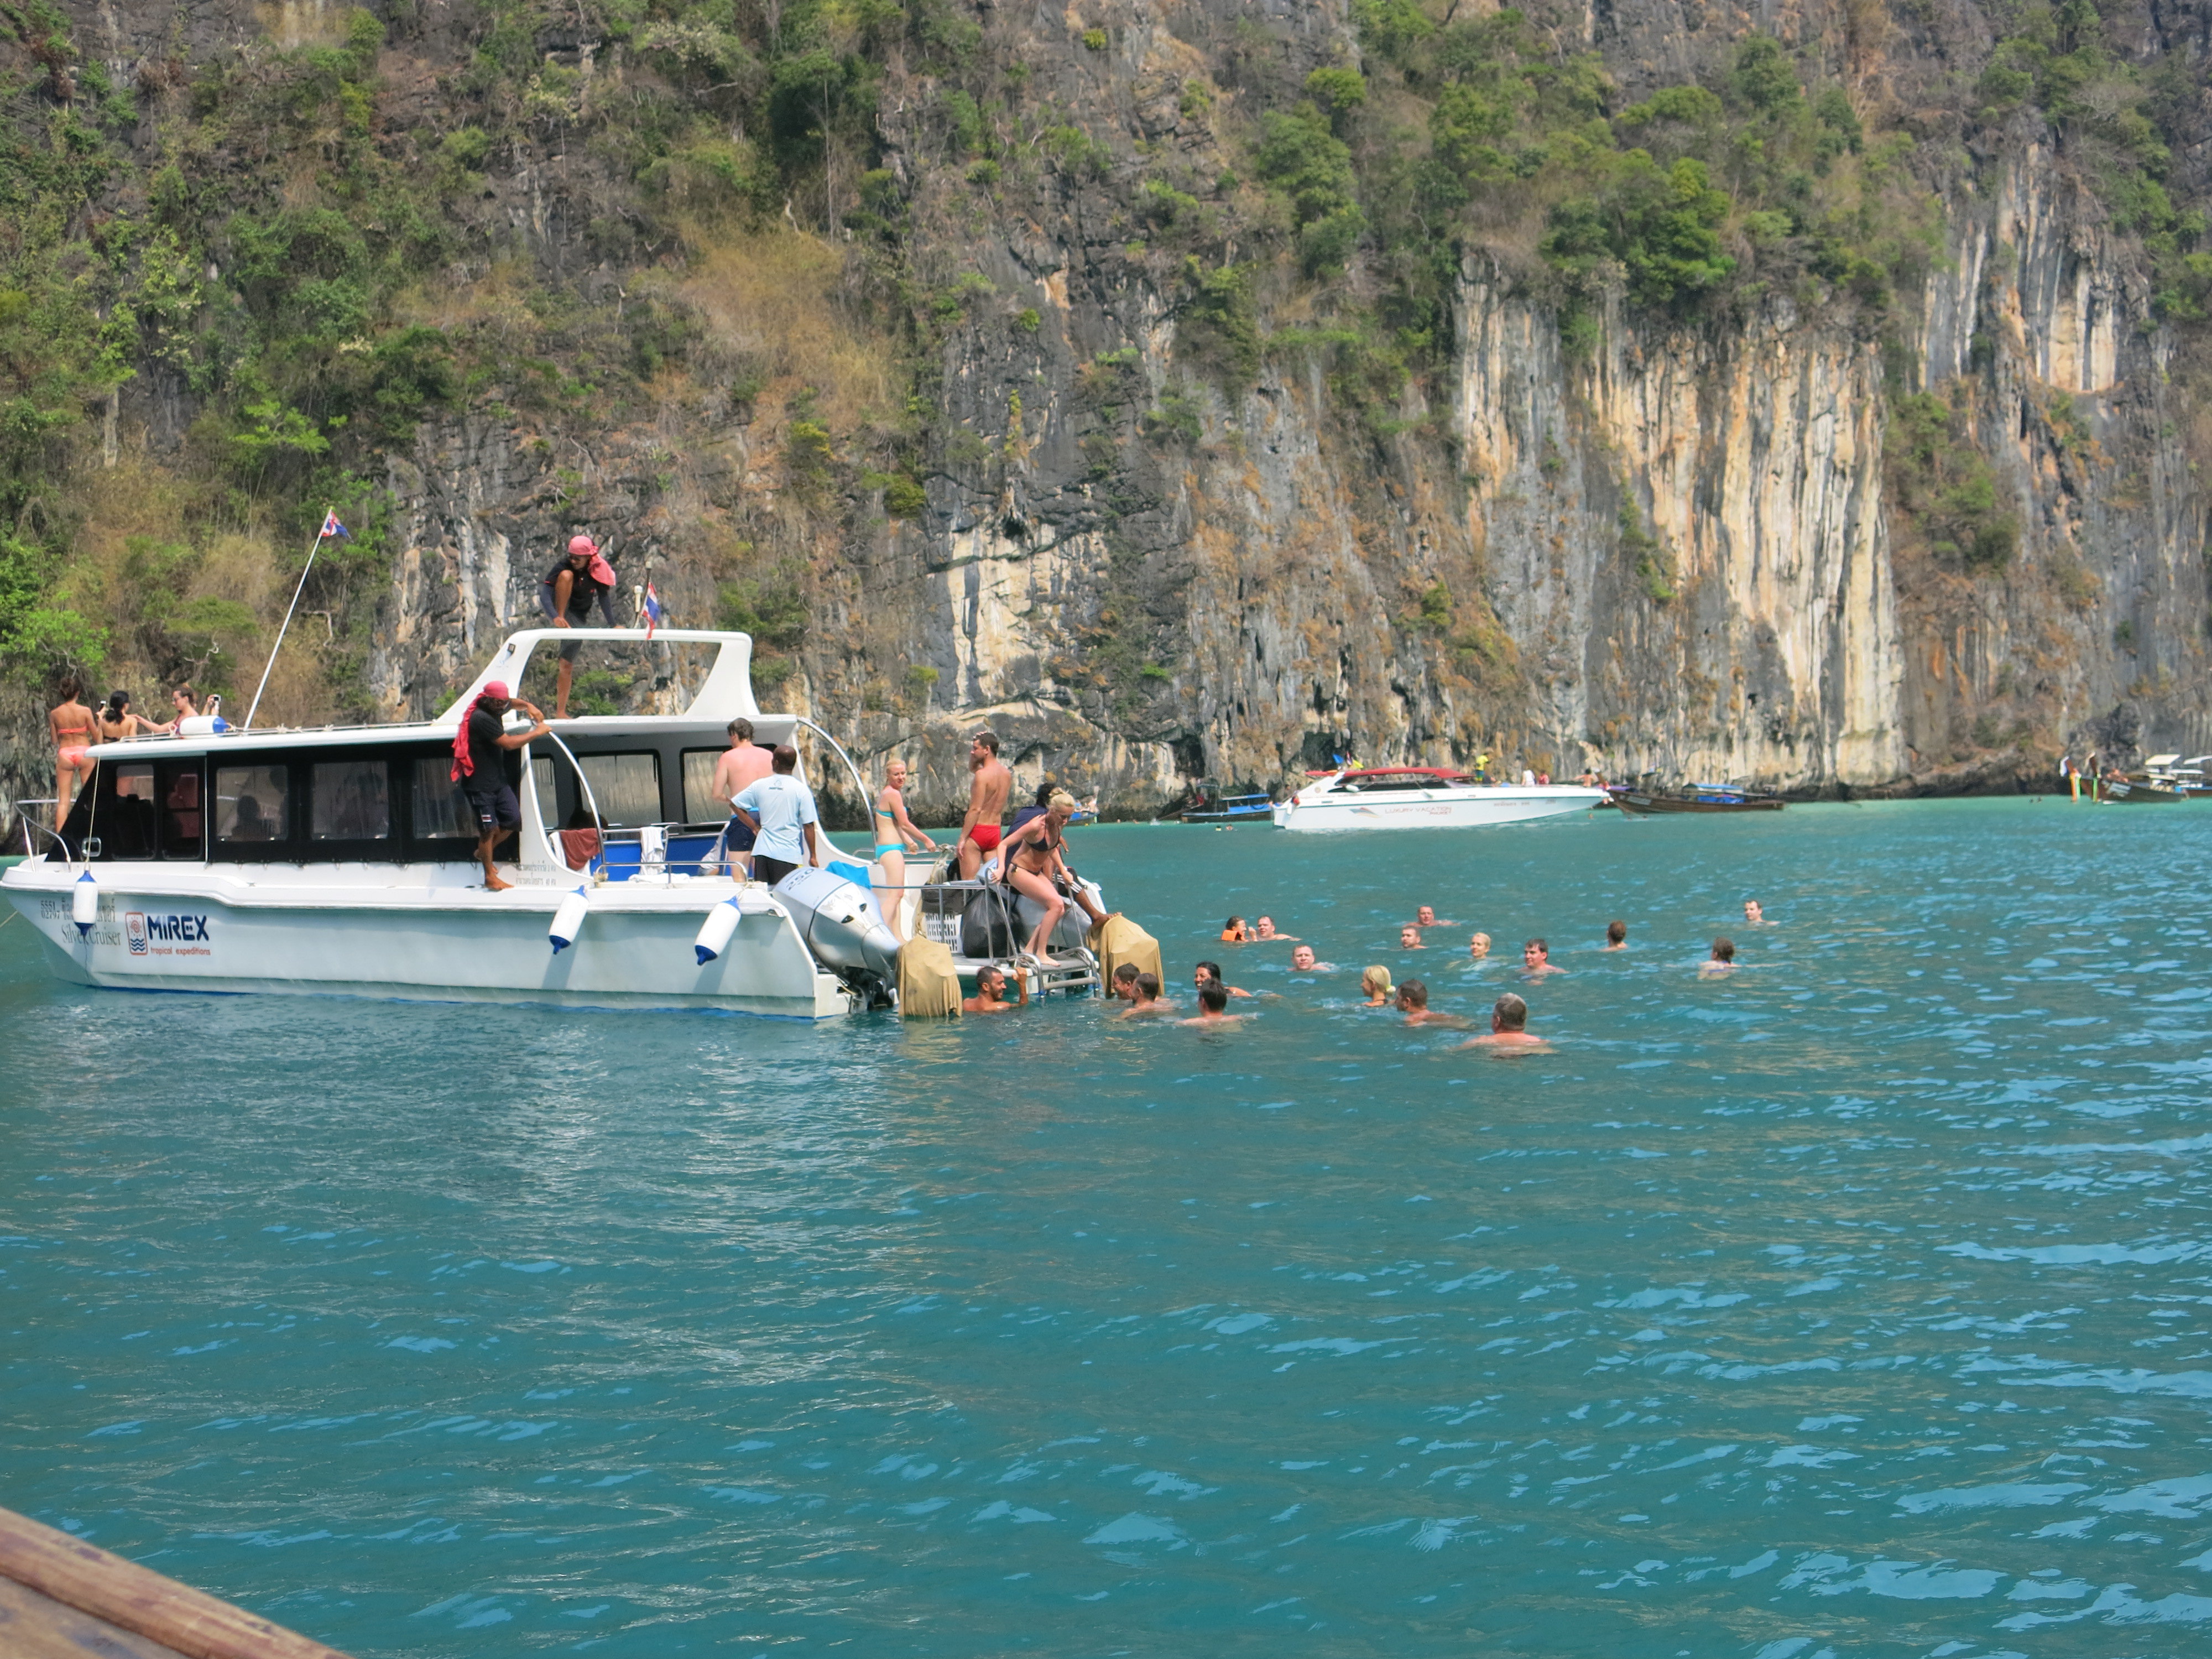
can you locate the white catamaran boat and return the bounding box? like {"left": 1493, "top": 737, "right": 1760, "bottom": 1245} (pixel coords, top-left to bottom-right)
{"left": 2, "top": 628, "right": 1099, "bottom": 1017}
{"left": 1271, "top": 767, "right": 1605, "bottom": 831}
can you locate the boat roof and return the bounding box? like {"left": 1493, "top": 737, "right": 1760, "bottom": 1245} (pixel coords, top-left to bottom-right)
{"left": 1316, "top": 766, "right": 1477, "bottom": 781}
{"left": 73, "top": 629, "right": 764, "bottom": 759}
{"left": 2146, "top": 753, "right": 2183, "bottom": 766}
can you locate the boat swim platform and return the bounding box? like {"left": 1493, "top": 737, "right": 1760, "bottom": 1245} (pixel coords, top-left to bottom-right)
{"left": 0, "top": 1503, "right": 353, "bottom": 1659}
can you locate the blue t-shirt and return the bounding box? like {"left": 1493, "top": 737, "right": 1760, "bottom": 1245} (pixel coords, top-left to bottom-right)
{"left": 732, "top": 774, "right": 818, "bottom": 863}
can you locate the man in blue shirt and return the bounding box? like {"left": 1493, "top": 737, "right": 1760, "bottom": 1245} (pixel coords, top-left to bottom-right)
{"left": 730, "top": 744, "right": 820, "bottom": 886}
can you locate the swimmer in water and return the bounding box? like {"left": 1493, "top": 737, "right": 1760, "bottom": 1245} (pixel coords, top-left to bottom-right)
{"left": 1400, "top": 924, "right": 1426, "bottom": 950}
{"left": 1467, "top": 931, "right": 1491, "bottom": 962}
{"left": 1415, "top": 905, "right": 1455, "bottom": 928}
{"left": 1360, "top": 965, "right": 1394, "bottom": 1006}
{"left": 1743, "top": 899, "right": 1767, "bottom": 926}
{"left": 1521, "top": 938, "right": 1567, "bottom": 977}
{"left": 1395, "top": 979, "right": 1471, "bottom": 1029}
{"left": 1109, "top": 963, "right": 1141, "bottom": 1002}
{"left": 1289, "top": 943, "right": 1335, "bottom": 973}
{"left": 1181, "top": 982, "right": 1252, "bottom": 1026}
{"left": 1220, "top": 915, "right": 1250, "bottom": 942}
{"left": 1459, "top": 992, "right": 1550, "bottom": 1051}
{"left": 1603, "top": 919, "right": 1627, "bottom": 951}
{"left": 1194, "top": 961, "right": 1256, "bottom": 999}
{"left": 1120, "top": 971, "right": 1173, "bottom": 1017}
{"left": 1703, "top": 937, "right": 1736, "bottom": 974}
{"left": 963, "top": 964, "right": 1028, "bottom": 1014}
{"left": 1253, "top": 915, "right": 1298, "bottom": 941}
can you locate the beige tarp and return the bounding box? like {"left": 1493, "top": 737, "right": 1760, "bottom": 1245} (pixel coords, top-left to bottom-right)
{"left": 1089, "top": 912, "right": 1162, "bottom": 988}
{"left": 897, "top": 936, "right": 963, "bottom": 1017}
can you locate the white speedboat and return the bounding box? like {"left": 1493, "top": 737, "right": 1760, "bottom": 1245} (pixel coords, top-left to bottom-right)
{"left": 2, "top": 628, "right": 909, "bottom": 1018}
{"left": 1271, "top": 767, "right": 1605, "bottom": 831}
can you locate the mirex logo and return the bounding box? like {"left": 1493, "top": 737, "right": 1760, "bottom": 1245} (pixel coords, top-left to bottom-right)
{"left": 126, "top": 912, "right": 147, "bottom": 954}
{"left": 143, "top": 914, "right": 211, "bottom": 942}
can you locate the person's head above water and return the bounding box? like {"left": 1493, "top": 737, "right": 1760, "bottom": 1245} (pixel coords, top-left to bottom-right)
{"left": 1396, "top": 978, "right": 1429, "bottom": 1011}
{"left": 1291, "top": 943, "right": 1316, "bottom": 971}
{"left": 1195, "top": 961, "right": 1224, "bottom": 985}
{"left": 771, "top": 744, "right": 799, "bottom": 774}
{"left": 1416, "top": 905, "right": 1437, "bottom": 926}
{"left": 1743, "top": 899, "right": 1764, "bottom": 924}
{"left": 1254, "top": 915, "right": 1277, "bottom": 938}
{"left": 1523, "top": 938, "right": 1548, "bottom": 966}
{"left": 1468, "top": 932, "right": 1491, "bottom": 959}
{"left": 1361, "top": 964, "right": 1393, "bottom": 998}
{"left": 1710, "top": 936, "right": 1735, "bottom": 962}
{"left": 1112, "top": 963, "right": 1140, "bottom": 998}
{"left": 1492, "top": 992, "right": 1528, "bottom": 1031}
{"left": 1134, "top": 971, "right": 1161, "bottom": 1003}
{"left": 1400, "top": 925, "right": 1422, "bottom": 949}
{"left": 1606, "top": 919, "right": 1627, "bottom": 946}
{"left": 1197, "top": 982, "right": 1228, "bottom": 1014}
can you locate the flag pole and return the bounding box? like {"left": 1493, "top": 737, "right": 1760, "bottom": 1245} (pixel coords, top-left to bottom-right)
{"left": 244, "top": 510, "right": 331, "bottom": 731}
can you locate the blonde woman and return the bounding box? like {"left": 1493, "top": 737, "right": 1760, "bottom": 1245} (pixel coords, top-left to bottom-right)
{"left": 1000, "top": 787, "right": 1083, "bottom": 964}
{"left": 1361, "top": 965, "right": 1394, "bottom": 1006}
{"left": 872, "top": 758, "right": 937, "bottom": 939}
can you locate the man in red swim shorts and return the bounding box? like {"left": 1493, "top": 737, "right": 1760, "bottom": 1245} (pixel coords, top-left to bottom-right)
{"left": 958, "top": 728, "right": 1013, "bottom": 879}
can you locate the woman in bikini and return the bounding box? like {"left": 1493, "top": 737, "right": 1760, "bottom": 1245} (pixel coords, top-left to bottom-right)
{"left": 48, "top": 676, "right": 97, "bottom": 827}
{"left": 998, "top": 789, "right": 1079, "bottom": 964}
{"left": 97, "top": 691, "right": 163, "bottom": 744}
{"left": 162, "top": 684, "right": 198, "bottom": 734}
{"left": 872, "top": 758, "right": 938, "bottom": 940}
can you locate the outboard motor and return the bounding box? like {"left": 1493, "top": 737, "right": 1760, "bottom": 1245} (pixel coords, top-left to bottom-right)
{"left": 773, "top": 866, "right": 901, "bottom": 995}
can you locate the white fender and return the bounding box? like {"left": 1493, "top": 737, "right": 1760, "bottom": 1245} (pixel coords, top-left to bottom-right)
{"left": 694, "top": 896, "right": 743, "bottom": 964}
{"left": 549, "top": 888, "right": 589, "bottom": 954}
{"left": 71, "top": 870, "right": 97, "bottom": 933}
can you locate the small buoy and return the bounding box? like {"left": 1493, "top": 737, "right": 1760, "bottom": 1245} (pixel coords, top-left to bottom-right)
{"left": 71, "top": 870, "right": 97, "bottom": 935}
{"left": 693, "top": 896, "right": 743, "bottom": 965}
{"left": 549, "top": 888, "right": 589, "bottom": 954}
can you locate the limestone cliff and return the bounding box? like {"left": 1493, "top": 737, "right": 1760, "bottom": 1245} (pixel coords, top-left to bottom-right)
{"left": 2, "top": 0, "right": 2206, "bottom": 827}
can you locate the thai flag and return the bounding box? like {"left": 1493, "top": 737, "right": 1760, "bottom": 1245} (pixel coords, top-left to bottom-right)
{"left": 319, "top": 510, "right": 349, "bottom": 540}
{"left": 642, "top": 582, "right": 665, "bottom": 638}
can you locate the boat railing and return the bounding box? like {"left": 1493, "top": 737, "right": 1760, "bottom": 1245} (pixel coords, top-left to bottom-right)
{"left": 11, "top": 804, "right": 67, "bottom": 862}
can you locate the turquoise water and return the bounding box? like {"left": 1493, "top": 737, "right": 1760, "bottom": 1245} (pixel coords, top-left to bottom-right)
{"left": 4, "top": 800, "right": 2212, "bottom": 1656}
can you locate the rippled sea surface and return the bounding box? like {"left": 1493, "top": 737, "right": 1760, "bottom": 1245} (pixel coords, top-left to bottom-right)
{"left": 6, "top": 800, "right": 2212, "bottom": 1656}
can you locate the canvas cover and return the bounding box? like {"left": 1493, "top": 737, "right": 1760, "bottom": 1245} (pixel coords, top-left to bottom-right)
{"left": 1089, "top": 912, "right": 1161, "bottom": 987}
{"left": 897, "top": 935, "right": 963, "bottom": 1017}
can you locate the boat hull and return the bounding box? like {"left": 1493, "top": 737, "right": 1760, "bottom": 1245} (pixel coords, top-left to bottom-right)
{"left": 2104, "top": 780, "right": 2182, "bottom": 803}
{"left": 1612, "top": 792, "right": 1786, "bottom": 815}
{"left": 2, "top": 864, "right": 852, "bottom": 1018}
{"left": 1271, "top": 785, "right": 1604, "bottom": 831}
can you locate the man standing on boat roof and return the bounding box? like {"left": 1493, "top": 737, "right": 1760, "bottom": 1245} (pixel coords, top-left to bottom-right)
{"left": 452, "top": 680, "right": 550, "bottom": 891}
{"left": 958, "top": 730, "right": 1013, "bottom": 879}
{"left": 540, "top": 534, "right": 619, "bottom": 719}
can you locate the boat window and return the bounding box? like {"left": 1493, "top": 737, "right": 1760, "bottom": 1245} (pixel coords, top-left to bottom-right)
{"left": 104, "top": 763, "right": 160, "bottom": 858}
{"left": 531, "top": 755, "right": 559, "bottom": 831}
{"left": 311, "top": 759, "right": 392, "bottom": 841}
{"left": 681, "top": 749, "right": 728, "bottom": 821}
{"left": 215, "top": 765, "right": 289, "bottom": 844}
{"left": 410, "top": 757, "right": 475, "bottom": 840}
{"left": 576, "top": 752, "right": 662, "bottom": 827}
{"left": 159, "top": 763, "right": 204, "bottom": 859}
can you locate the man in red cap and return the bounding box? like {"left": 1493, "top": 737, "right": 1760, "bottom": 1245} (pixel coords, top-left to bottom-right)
{"left": 540, "top": 533, "right": 619, "bottom": 718}
{"left": 453, "top": 680, "right": 550, "bottom": 889}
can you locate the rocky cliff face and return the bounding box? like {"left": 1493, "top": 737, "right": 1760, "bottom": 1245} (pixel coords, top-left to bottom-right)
{"left": 4, "top": 0, "right": 2206, "bottom": 827}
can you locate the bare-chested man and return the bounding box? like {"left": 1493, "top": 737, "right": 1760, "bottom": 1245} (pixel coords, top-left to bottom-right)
{"left": 711, "top": 718, "right": 775, "bottom": 874}
{"left": 1459, "top": 992, "right": 1551, "bottom": 1052}
{"left": 957, "top": 729, "right": 1013, "bottom": 879}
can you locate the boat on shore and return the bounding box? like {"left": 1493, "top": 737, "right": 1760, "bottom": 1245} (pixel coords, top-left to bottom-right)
{"left": 1609, "top": 781, "right": 1786, "bottom": 816}
{"left": 2, "top": 627, "right": 1102, "bottom": 1015}
{"left": 1271, "top": 767, "right": 1604, "bottom": 831}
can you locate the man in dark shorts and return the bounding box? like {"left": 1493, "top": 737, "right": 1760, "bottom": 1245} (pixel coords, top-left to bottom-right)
{"left": 539, "top": 534, "right": 619, "bottom": 718}
{"left": 451, "top": 679, "right": 550, "bottom": 890}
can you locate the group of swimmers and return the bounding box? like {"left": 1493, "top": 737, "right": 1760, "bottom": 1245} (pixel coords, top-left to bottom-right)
{"left": 958, "top": 896, "right": 1774, "bottom": 1047}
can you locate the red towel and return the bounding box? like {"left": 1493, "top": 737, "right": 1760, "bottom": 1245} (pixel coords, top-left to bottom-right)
{"left": 451, "top": 680, "right": 509, "bottom": 782}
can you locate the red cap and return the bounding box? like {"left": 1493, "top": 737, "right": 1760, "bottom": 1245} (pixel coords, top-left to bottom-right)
{"left": 482, "top": 680, "right": 510, "bottom": 700}
{"left": 568, "top": 534, "right": 597, "bottom": 557}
